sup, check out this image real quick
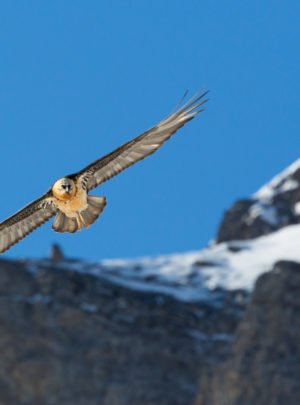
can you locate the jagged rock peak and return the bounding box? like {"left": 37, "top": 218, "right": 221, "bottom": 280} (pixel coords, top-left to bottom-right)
{"left": 254, "top": 158, "right": 300, "bottom": 201}
{"left": 217, "top": 160, "right": 300, "bottom": 243}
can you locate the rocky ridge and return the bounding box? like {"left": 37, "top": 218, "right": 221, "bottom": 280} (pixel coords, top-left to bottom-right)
{"left": 217, "top": 159, "right": 300, "bottom": 242}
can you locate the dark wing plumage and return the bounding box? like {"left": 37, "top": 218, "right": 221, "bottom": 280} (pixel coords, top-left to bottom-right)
{"left": 73, "top": 90, "right": 208, "bottom": 191}
{"left": 0, "top": 192, "right": 57, "bottom": 253}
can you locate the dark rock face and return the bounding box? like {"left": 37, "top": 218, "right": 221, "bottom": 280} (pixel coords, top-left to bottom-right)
{"left": 1, "top": 258, "right": 299, "bottom": 405}
{"left": 216, "top": 166, "right": 300, "bottom": 243}
{"left": 196, "top": 261, "right": 300, "bottom": 405}
{"left": 216, "top": 199, "right": 274, "bottom": 242}
{"left": 0, "top": 259, "right": 245, "bottom": 405}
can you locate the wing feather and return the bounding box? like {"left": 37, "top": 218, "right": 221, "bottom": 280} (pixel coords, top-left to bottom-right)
{"left": 73, "top": 90, "right": 208, "bottom": 191}
{"left": 0, "top": 192, "right": 57, "bottom": 253}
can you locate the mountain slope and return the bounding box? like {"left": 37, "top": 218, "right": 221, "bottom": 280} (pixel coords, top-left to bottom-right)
{"left": 24, "top": 221, "right": 300, "bottom": 303}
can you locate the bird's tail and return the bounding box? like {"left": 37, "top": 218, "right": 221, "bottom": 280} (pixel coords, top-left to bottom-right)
{"left": 52, "top": 196, "right": 107, "bottom": 233}
{"left": 81, "top": 196, "right": 107, "bottom": 227}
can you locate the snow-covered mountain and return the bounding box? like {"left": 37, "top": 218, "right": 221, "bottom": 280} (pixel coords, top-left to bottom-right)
{"left": 217, "top": 159, "right": 300, "bottom": 242}
{"left": 25, "top": 159, "right": 300, "bottom": 303}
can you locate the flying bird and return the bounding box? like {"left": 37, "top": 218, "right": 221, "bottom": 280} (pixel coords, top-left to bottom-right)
{"left": 0, "top": 90, "right": 208, "bottom": 253}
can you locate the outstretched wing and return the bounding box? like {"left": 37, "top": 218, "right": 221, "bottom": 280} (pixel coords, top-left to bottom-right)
{"left": 0, "top": 192, "right": 57, "bottom": 253}
{"left": 73, "top": 90, "right": 208, "bottom": 191}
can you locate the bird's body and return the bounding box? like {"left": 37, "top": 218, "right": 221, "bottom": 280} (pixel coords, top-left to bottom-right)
{"left": 52, "top": 178, "right": 88, "bottom": 216}
{"left": 51, "top": 177, "right": 106, "bottom": 233}
{"left": 0, "top": 90, "right": 208, "bottom": 253}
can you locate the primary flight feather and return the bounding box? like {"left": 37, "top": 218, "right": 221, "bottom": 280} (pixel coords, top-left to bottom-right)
{"left": 0, "top": 90, "right": 208, "bottom": 253}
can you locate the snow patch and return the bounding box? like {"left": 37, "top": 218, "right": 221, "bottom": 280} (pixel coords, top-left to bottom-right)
{"left": 15, "top": 293, "right": 52, "bottom": 304}
{"left": 81, "top": 303, "right": 98, "bottom": 313}
{"left": 187, "top": 329, "right": 234, "bottom": 342}
{"left": 246, "top": 202, "right": 279, "bottom": 226}
{"left": 25, "top": 223, "right": 300, "bottom": 303}
{"left": 294, "top": 202, "right": 300, "bottom": 215}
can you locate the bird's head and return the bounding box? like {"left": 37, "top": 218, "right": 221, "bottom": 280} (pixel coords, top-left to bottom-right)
{"left": 52, "top": 177, "right": 76, "bottom": 200}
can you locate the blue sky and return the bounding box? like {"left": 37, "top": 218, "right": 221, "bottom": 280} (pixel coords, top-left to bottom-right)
{"left": 0, "top": 1, "right": 299, "bottom": 260}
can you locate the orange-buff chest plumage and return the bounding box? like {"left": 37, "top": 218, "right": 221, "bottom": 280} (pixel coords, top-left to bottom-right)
{"left": 52, "top": 184, "right": 88, "bottom": 218}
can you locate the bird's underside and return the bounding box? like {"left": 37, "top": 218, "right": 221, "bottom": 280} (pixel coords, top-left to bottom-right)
{"left": 52, "top": 195, "right": 107, "bottom": 233}
{"left": 0, "top": 89, "right": 208, "bottom": 253}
